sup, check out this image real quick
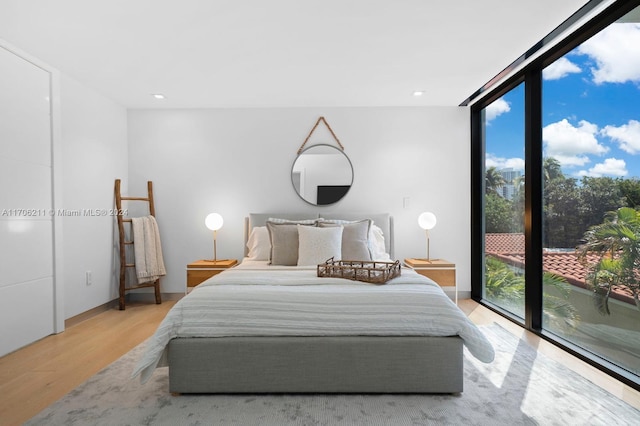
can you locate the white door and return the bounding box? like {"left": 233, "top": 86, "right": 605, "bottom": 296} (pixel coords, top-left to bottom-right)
{"left": 0, "top": 45, "right": 56, "bottom": 356}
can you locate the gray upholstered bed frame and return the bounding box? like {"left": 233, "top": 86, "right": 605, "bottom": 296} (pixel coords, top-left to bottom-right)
{"left": 168, "top": 336, "right": 462, "bottom": 393}
{"left": 167, "top": 213, "right": 464, "bottom": 394}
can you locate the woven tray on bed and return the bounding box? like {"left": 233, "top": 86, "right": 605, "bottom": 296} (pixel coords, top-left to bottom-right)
{"left": 317, "top": 257, "right": 401, "bottom": 284}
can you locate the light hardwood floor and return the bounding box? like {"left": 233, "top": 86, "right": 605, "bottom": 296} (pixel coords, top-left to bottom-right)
{"left": 0, "top": 298, "right": 637, "bottom": 425}
{"left": 0, "top": 300, "right": 176, "bottom": 426}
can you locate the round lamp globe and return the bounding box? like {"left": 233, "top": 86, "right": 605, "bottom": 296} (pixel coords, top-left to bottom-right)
{"left": 205, "top": 213, "right": 224, "bottom": 231}
{"left": 418, "top": 212, "right": 437, "bottom": 230}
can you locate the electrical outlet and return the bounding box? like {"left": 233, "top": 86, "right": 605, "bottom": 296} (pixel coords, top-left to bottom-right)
{"left": 86, "top": 271, "right": 92, "bottom": 286}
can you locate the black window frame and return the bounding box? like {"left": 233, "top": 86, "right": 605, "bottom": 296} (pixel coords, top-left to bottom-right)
{"left": 470, "top": 0, "right": 640, "bottom": 390}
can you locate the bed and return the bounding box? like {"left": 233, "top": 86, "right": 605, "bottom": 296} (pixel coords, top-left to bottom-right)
{"left": 133, "top": 213, "right": 494, "bottom": 394}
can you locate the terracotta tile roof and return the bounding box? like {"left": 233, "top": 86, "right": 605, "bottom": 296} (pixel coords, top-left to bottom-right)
{"left": 486, "top": 233, "right": 635, "bottom": 305}
{"left": 485, "top": 233, "right": 525, "bottom": 254}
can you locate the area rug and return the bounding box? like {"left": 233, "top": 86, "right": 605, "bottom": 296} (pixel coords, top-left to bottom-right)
{"left": 27, "top": 324, "right": 639, "bottom": 425}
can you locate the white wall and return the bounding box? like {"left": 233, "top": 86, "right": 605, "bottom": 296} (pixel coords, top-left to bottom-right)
{"left": 60, "top": 75, "right": 128, "bottom": 318}
{"left": 128, "top": 107, "right": 471, "bottom": 295}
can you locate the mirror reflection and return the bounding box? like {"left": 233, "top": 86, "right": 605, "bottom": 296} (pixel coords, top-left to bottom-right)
{"left": 291, "top": 144, "right": 353, "bottom": 205}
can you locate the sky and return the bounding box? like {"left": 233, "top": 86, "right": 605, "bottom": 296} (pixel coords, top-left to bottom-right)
{"left": 485, "top": 19, "right": 640, "bottom": 180}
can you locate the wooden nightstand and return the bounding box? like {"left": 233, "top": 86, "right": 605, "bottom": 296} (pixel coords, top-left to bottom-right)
{"left": 404, "top": 258, "right": 457, "bottom": 304}
{"left": 186, "top": 259, "right": 238, "bottom": 290}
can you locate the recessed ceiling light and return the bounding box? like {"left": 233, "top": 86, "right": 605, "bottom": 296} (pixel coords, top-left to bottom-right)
{"left": 151, "top": 93, "right": 166, "bottom": 99}
{"left": 412, "top": 91, "right": 425, "bottom": 97}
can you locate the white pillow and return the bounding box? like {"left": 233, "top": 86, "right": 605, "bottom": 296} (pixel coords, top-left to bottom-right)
{"left": 246, "top": 226, "right": 271, "bottom": 260}
{"left": 320, "top": 218, "right": 390, "bottom": 261}
{"left": 369, "top": 224, "right": 391, "bottom": 261}
{"left": 297, "top": 224, "right": 343, "bottom": 266}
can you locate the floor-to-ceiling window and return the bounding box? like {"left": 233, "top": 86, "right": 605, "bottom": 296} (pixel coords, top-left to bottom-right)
{"left": 482, "top": 83, "right": 526, "bottom": 320}
{"left": 472, "top": 1, "right": 640, "bottom": 389}
{"left": 542, "top": 14, "right": 640, "bottom": 378}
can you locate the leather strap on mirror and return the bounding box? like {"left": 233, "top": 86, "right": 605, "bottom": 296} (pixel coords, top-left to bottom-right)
{"left": 298, "top": 116, "right": 345, "bottom": 154}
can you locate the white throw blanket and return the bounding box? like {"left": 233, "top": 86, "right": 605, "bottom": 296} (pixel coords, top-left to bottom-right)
{"left": 132, "top": 266, "right": 495, "bottom": 383}
{"left": 131, "top": 215, "right": 166, "bottom": 284}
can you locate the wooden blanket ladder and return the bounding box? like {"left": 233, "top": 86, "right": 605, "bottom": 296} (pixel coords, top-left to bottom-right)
{"left": 114, "top": 179, "right": 162, "bottom": 310}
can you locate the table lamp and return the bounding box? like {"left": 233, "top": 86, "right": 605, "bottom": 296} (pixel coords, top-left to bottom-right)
{"left": 205, "top": 213, "right": 224, "bottom": 262}
{"left": 418, "top": 211, "right": 437, "bottom": 262}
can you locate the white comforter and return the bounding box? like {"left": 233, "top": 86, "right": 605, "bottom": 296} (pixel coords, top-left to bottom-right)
{"left": 133, "top": 265, "right": 495, "bottom": 383}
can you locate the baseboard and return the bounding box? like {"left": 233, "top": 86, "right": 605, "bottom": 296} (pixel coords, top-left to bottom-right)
{"left": 65, "top": 293, "right": 183, "bottom": 328}
{"left": 440, "top": 289, "right": 471, "bottom": 301}
{"left": 65, "top": 299, "right": 118, "bottom": 328}
{"left": 126, "top": 292, "right": 184, "bottom": 302}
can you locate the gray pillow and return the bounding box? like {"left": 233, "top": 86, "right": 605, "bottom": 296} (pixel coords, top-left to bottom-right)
{"left": 266, "top": 221, "right": 315, "bottom": 265}
{"left": 319, "top": 219, "right": 372, "bottom": 260}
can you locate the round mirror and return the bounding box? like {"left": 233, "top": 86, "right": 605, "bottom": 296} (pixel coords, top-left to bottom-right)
{"left": 291, "top": 144, "right": 353, "bottom": 206}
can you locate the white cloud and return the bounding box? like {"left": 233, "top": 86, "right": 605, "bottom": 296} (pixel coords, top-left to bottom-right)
{"left": 543, "top": 119, "right": 608, "bottom": 166}
{"left": 601, "top": 119, "right": 640, "bottom": 154}
{"left": 550, "top": 154, "right": 591, "bottom": 167}
{"left": 577, "top": 158, "right": 628, "bottom": 177}
{"left": 543, "top": 57, "right": 581, "bottom": 80}
{"left": 485, "top": 154, "right": 524, "bottom": 171}
{"left": 484, "top": 98, "right": 510, "bottom": 123}
{"left": 577, "top": 23, "right": 640, "bottom": 84}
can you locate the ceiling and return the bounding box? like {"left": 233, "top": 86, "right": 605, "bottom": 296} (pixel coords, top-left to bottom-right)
{"left": 0, "top": 0, "right": 591, "bottom": 109}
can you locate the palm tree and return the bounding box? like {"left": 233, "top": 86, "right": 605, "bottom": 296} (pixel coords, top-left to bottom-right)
{"left": 577, "top": 207, "right": 640, "bottom": 315}
{"left": 543, "top": 157, "right": 564, "bottom": 182}
{"left": 543, "top": 272, "right": 580, "bottom": 331}
{"left": 485, "top": 257, "right": 524, "bottom": 307}
{"left": 486, "top": 167, "right": 506, "bottom": 195}
{"left": 485, "top": 257, "right": 578, "bottom": 328}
